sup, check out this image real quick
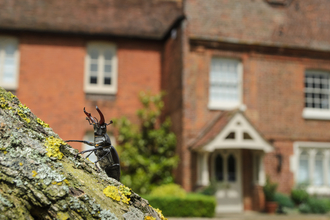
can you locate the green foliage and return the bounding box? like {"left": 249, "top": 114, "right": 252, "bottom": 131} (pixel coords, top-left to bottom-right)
{"left": 299, "top": 198, "right": 330, "bottom": 214}
{"left": 291, "top": 188, "right": 309, "bottom": 205}
{"left": 274, "top": 193, "right": 294, "bottom": 208}
{"left": 263, "top": 176, "right": 278, "bottom": 202}
{"left": 197, "top": 180, "right": 217, "bottom": 196}
{"left": 114, "top": 92, "right": 178, "bottom": 194}
{"left": 143, "top": 194, "right": 215, "bottom": 217}
{"left": 150, "top": 183, "right": 186, "bottom": 198}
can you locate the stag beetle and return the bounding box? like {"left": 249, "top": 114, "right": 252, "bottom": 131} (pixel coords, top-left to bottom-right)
{"left": 65, "top": 106, "right": 120, "bottom": 181}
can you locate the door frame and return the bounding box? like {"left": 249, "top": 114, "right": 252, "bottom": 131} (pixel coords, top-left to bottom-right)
{"left": 211, "top": 149, "right": 243, "bottom": 213}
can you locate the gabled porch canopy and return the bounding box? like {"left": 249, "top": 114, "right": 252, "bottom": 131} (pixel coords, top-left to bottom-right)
{"left": 190, "top": 110, "right": 274, "bottom": 153}
{"left": 190, "top": 110, "right": 274, "bottom": 188}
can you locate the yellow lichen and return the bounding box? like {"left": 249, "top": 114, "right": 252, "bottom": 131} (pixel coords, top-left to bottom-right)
{"left": 44, "top": 136, "right": 66, "bottom": 159}
{"left": 148, "top": 205, "right": 167, "bottom": 220}
{"left": 19, "top": 162, "right": 23, "bottom": 166}
{"left": 0, "top": 97, "right": 11, "bottom": 110}
{"left": 37, "top": 118, "right": 49, "bottom": 128}
{"left": 16, "top": 109, "right": 30, "bottom": 123}
{"left": 103, "top": 185, "right": 131, "bottom": 204}
{"left": 154, "top": 208, "right": 167, "bottom": 220}
{"left": 64, "top": 179, "right": 70, "bottom": 185}
{"left": 144, "top": 216, "right": 156, "bottom": 220}
{"left": 3, "top": 151, "right": 7, "bottom": 155}
{"left": 57, "top": 182, "right": 63, "bottom": 186}
{"left": 10, "top": 93, "right": 16, "bottom": 99}
{"left": 32, "top": 170, "right": 38, "bottom": 177}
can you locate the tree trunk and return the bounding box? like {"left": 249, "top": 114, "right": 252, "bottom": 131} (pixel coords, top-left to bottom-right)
{"left": 0, "top": 87, "right": 163, "bottom": 220}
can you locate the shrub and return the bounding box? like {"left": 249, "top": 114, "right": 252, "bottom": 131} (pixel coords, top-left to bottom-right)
{"left": 291, "top": 188, "right": 309, "bottom": 205}
{"left": 299, "top": 203, "right": 311, "bottom": 213}
{"left": 298, "top": 198, "right": 330, "bottom": 214}
{"left": 274, "top": 193, "right": 294, "bottom": 208}
{"left": 263, "top": 177, "right": 278, "bottom": 202}
{"left": 307, "top": 198, "right": 330, "bottom": 214}
{"left": 143, "top": 194, "right": 216, "bottom": 217}
{"left": 150, "top": 183, "right": 186, "bottom": 198}
{"left": 114, "top": 92, "right": 178, "bottom": 194}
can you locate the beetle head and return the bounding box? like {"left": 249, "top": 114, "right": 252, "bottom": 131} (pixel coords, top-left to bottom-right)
{"left": 84, "top": 106, "right": 112, "bottom": 136}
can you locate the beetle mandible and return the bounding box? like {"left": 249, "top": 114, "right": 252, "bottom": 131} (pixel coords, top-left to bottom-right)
{"left": 65, "top": 106, "right": 120, "bottom": 181}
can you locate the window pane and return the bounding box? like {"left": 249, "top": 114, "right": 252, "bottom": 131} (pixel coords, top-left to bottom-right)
{"left": 305, "top": 71, "right": 330, "bottom": 110}
{"left": 298, "top": 151, "right": 309, "bottom": 184}
{"left": 90, "top": 63, "right": 98, "bottom": 72}
{"left": 314, "top": 152, "right": 323, "bottom": 186}
{"left": 104, "top": 64, "right": 112, "bottom": 73}
{"left": 90, "top": 76, "right": 97, "bottom": 84}
{"left": 2, "top": 44, "right": 16, "bottom": 83}
{"left": 90, "top": 49, "right": 99, "bottom": 60}
{"left": 227, "top": 154, "right": 236, "bottom": 182}
{"left": 210, "top": 59, "right": 239, "bottom": 103}
{"left": 104, "top": 77, "right": 111, "bottom": 85}
{"left": 104, "top": 50, "right": 112, "bottom": 61}
{"left": 215, "top": 154, "right": 224, "bottom": 181}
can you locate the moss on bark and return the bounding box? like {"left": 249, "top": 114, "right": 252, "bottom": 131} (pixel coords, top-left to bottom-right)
{"left": 0, "top": 87, "right": 163, "bottom": 220}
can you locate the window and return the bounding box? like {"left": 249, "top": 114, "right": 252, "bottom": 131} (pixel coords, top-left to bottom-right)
{"left": 84, "top": 42, "right": 118, "bottom": 94}
{"left": 208, "top": 58, "right": 242, "bottom": 110}
{"left": 0, "top": 37, "right": 19, "bottom": 90}
{"left": 292, "top": 142, "right": 330, "bottom": 194}
{"left": 298, "top": 151, "right": 309, "bottom": 184}
{"left": 303, "top": 70, "right": 330, "bottom": 120}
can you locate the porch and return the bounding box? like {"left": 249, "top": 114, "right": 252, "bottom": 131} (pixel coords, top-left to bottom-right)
{"left": 191, "top": 111, "right": 274, "bottom": 214}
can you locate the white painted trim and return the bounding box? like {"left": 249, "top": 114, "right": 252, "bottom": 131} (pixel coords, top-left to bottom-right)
{"left": 0, "top": 36, "right": 20, "bottom": 90}
{"left": 197, "top": 152, "right": 210, "bottom": 186}
{"left": 252, "top": 151, "right": 266, "bottom": 186}
{"left": 302, "top": 108, "right": 330, "bottom": 120}
{"left": 208, "top": 58, "right": 243, "bottom": 110}
{"left": 202, "top": 112, "right": 273, "bottom": 153}
{"left": 84, "top": 42, "right": 118, "bottom": 94}
{"left": 290, "top": 141, "right": 330, "bottom": 195}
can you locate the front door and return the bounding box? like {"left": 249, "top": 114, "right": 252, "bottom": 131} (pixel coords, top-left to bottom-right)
{"left": 213, "top": 149, "right": 243, "bottom": 213}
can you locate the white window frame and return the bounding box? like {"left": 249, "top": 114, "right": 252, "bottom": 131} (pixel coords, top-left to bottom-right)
{"left": 84, "top": 42, "right": 118, "bottom": 94}
{"left": 302, "top": 70, "right": 330, "bottom": 120}
{"left": 0, "top": 36, "right": 19, "bottom": 90}
{"left": 291, "top": 142, "right": 330, "bottom": 195}
{"left": 208, "top": 58, "right": 243, "bottom": 110}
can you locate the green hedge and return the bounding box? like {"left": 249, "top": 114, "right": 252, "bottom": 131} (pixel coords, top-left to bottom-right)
{"left": 143, "top": 194, "right": 216, "bottom": 217}
{"left": 299, "top": 198, "right": 330, "bottom": 214}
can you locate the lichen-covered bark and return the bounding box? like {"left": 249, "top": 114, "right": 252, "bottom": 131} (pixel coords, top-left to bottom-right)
{"left": 0, "top": 87, "right": 163, "bottom": 220}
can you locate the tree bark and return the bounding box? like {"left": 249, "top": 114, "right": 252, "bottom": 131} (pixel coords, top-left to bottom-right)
{"left": 0, "top": 87, "right": 162, "bottom": 220}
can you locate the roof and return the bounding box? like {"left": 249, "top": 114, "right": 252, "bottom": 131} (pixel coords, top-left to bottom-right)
{"left": 190, "top": 110, "right": 273, "bottom": 153}
{"left": 186, "top": 0, "right": 330, "bottom": 51}
{"left": 0, "top": 0, "right": 184, "bottom": 39}
{"left": 189, "top": 110, "right": 236, "bottom": 150}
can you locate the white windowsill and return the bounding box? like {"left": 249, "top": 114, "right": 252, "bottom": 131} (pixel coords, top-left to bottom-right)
{"left": 84, "top": 86, "right": 117, "bottom": 95}
{"left": 307, "top": 186, "right": 330, "bottom": 195}
{"left": 302, "top": 108, "right": 330, "bottom": 120}
{"left": 208, "top": 102, "right": 245, "bottom": 111}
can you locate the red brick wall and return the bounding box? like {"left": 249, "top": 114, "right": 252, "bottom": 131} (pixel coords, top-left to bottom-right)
{"left": 184, "top": 43, "right": 330, "bottom": 192}
{"left": 16, "top": 33, "right": 162, "bottom": 150}
{"left": 162, "top": 26, "right": 184, "bottom": 187}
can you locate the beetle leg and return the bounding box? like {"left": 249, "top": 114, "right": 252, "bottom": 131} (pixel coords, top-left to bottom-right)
{"left": 75, "top": 146, "right": 104, "bottom": 159}
{"left": 65, "top": 140, "right": 94, "bottom": 146}
{"left": 93, "top": 150, "right": 111, "bottom": 164}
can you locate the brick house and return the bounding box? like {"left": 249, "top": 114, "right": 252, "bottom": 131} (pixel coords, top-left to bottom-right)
{"left": 1, "top": 0, "right": 330, "bottom": 214}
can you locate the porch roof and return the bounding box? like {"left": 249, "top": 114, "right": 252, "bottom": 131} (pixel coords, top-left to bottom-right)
{"left": 189, "top": 110, "right": 274, "bottom": 153}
